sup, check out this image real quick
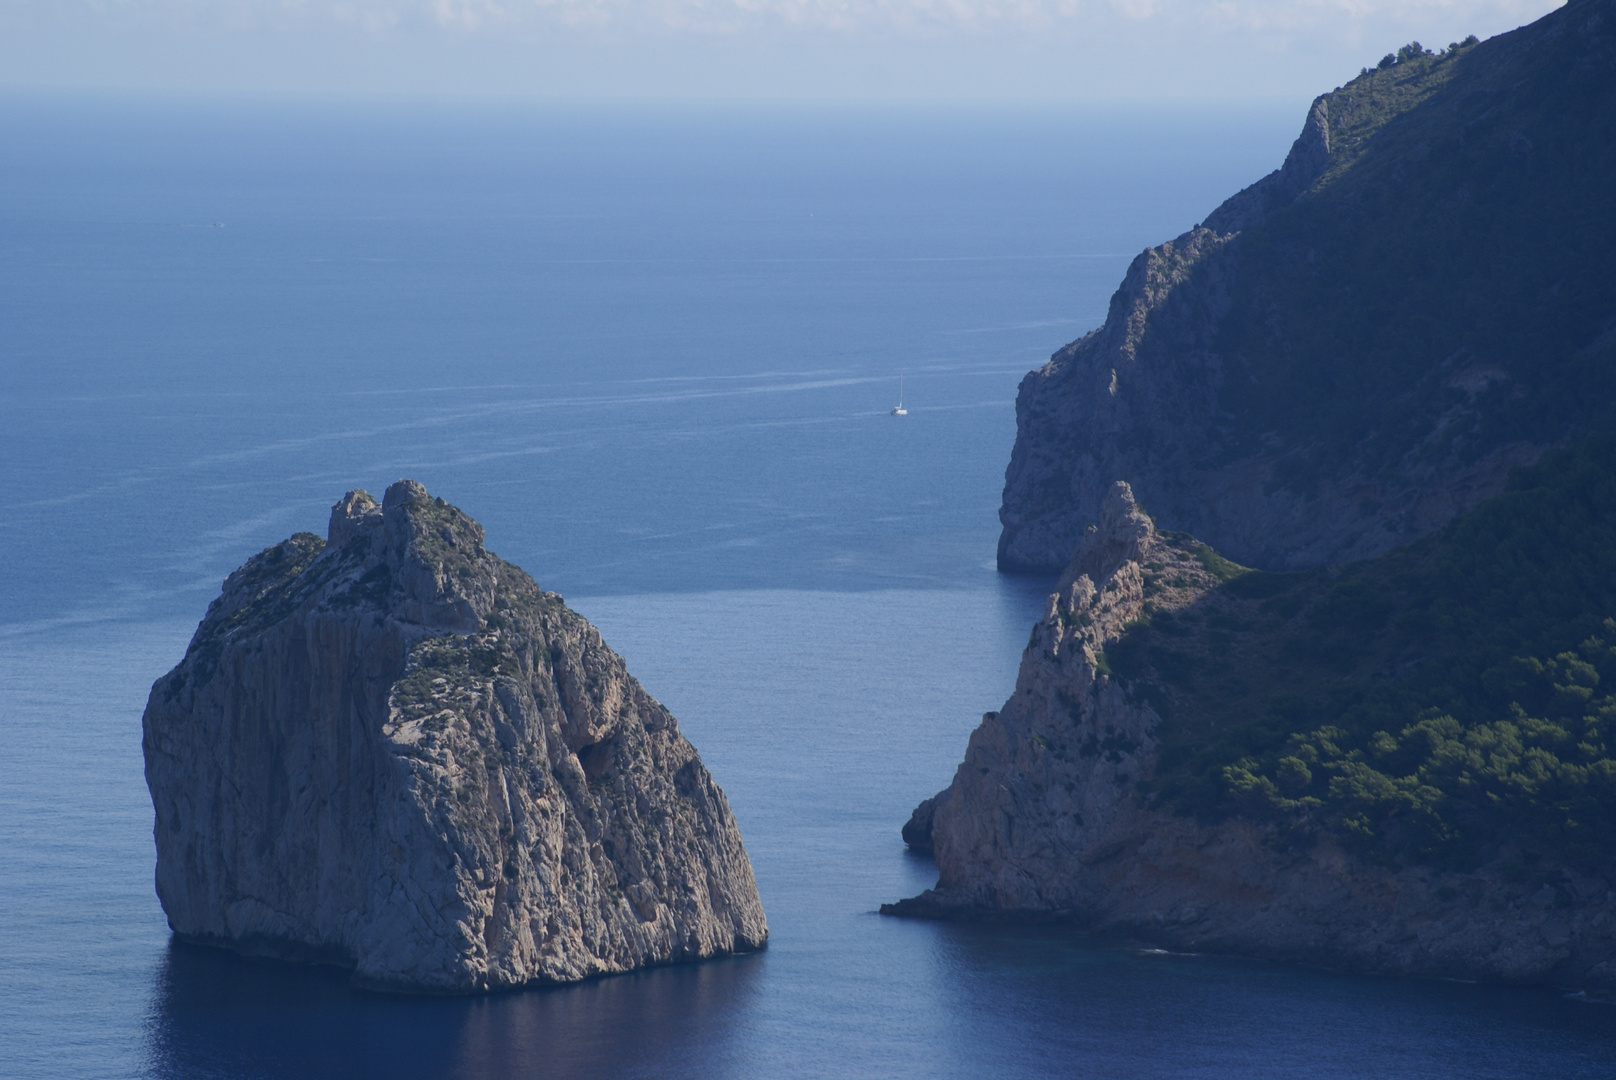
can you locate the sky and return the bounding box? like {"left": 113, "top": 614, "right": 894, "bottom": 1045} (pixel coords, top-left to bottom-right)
{"left": 0, "top": 0, "right": 1567, "bottom": 101}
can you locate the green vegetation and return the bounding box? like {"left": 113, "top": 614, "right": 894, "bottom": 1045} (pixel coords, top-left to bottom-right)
{"left": 405, "top": 634, "right": 524, "bottom": 686}
{"left": 1179, "top": 6, "right": 1616, "bottom": 495}
{"left": 176, "top": 532, "right": 327, "bottom": 691}
{"left": 1116, "top": 434, "right": 1616, "bottom": 870}
{"left": 209, "top": 533, "right": 327, "bottom": 639}
{"left": 390, "top": 633, "right": 525, "bottom": 732}
{"left": 1189, "top": 542, "right": 1247, "bottom": 584}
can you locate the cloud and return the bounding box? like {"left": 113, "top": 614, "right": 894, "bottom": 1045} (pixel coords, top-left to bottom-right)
{"left": 0, "top": 0, "right": 1564, "bottom": 98}
{"left": 1, "top": 0, "right": 1562, "bottom": 36}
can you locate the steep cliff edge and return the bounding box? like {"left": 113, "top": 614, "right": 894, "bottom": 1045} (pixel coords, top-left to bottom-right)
{"left": 1000, "top": 0, "right": 1616, "bottom": 573}
{"left": 892, "top": 441, "right": 1616, "bottom": 994}
{"left": 142, "top": 481, "right": 766, "bottom": 993}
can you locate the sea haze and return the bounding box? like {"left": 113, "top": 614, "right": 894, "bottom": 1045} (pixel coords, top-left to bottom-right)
{"left": 1, "top": 98, "right": 1611, "bottom": 1079}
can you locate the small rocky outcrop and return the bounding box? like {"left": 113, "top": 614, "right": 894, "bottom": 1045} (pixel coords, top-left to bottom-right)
{"left": 889, "top": 483, "right": 1616, "bottom": 996}
{"left": 142, "top": 481, "right": 767, "bottom": 993}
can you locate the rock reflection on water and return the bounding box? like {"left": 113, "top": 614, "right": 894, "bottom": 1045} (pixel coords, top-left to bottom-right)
{"left": 143, "top": 941, "right": 763, "bottom": 1080}
{"left": 140, "top": 920, "right": 1616, "bottom": 1080}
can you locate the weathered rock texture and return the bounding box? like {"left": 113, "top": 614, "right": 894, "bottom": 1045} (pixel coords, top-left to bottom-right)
{"left": 892, "top": 483, "right": 1616, "bottom": 996}
{"left": 999, "top": 0, "right": 1616, "bottom": 573}
{"left": 142, "top": 481, "right": 767, "bottom": 993}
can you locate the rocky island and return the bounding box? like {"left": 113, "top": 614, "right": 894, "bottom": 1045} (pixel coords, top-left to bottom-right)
{"left": 892, "top": 0, "right": 1616, "bottom": 997}
{"left": 142, "top": 481, "right": 766, "bottom": 993}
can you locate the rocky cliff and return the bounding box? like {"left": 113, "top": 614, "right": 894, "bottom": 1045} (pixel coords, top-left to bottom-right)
{"left": 142, "top": 481, "right": 767, "bottom": 993}
{"left": 999, "top": 0, "right": 1616, "bottom": 573}
{"left": 891, "top": 482, "right": 1616, "bottom": 996}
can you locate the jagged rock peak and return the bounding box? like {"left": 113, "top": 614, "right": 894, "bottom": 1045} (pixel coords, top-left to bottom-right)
{"left": 1059, "top": 481, "right": 1154, "bottom": 594}
{"left": 1201, "top": 96, "right": 1331, "bottom": 236}
{"left": 384, "top": 477, "right": 428, "bottom": 507}
{"left": 142, "top": 483, "right": 767, "bottom": 993}
{"left": 328, "top": 488, "right": 380, "bottom": 546}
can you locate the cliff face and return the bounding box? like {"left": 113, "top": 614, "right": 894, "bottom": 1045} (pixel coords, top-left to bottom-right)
{"left": 142, "top": 481, "right": 766, "bottom": 993}
{"left": 999, "top": 0, "right": 1616, "bottom": 573}
{"left": 892, "top": 483, "right": 1616, "bottom": 995}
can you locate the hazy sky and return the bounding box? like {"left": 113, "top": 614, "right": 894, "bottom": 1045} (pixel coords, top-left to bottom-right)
{"left": 0, "top": 1, "right": 1564, "bottom": 101}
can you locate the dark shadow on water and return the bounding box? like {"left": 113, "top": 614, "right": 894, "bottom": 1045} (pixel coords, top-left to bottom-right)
{"left": 922, "top": 921, "right": 1616, "bottom": 1080}
{"left": 991, "top": 571, "right": 1060, "bottom": 615}
{"left": 142, "top": 939, "right": 764, "bottom": 1080}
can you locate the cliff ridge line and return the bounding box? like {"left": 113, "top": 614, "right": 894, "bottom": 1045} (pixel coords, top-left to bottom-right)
{"left": 999, "top": 1, "right": 1616, "bottom": 573}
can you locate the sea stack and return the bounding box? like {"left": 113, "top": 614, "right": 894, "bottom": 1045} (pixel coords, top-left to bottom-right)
{"left": 142, "top": 480, "right": 767, "bottom": 993}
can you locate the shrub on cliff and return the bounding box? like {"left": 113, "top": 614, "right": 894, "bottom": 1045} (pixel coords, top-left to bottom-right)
{"left": 1120, "top": 432, "right": 1616, "bottom": 870}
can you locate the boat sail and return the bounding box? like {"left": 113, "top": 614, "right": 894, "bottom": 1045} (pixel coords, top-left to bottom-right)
{"left": 891, "top": 371, "right": 907, "bottom": 416}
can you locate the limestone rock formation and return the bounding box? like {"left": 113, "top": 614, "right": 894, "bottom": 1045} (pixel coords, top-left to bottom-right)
{"left": 999, "top": 1, "right": 1616, "bottom": 573}
{"left": 142, "top": 480, "right": 767, "bottom": 993}
{"left": 890, "top": 483, "right": 1616, "bottom": 996}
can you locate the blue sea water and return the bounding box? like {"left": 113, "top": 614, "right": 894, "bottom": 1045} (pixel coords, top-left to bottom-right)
{"left": 1, "top": 98, "right": 1612, "bottom": 1078}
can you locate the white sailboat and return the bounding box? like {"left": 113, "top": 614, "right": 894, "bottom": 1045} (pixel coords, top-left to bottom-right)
{"left": 891, "top": 371, "right": 908, "bottom": 416}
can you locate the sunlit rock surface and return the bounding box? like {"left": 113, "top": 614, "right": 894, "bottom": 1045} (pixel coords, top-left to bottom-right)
{"left": 143, "top": 480, "right": 766, "bottom": 993}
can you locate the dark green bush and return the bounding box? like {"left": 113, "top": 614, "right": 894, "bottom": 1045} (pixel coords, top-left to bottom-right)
{"left": 1120, "top": 434, "right": 1616, "bottom": 870}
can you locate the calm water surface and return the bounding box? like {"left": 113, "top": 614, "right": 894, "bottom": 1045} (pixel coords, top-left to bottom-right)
{"left": 1, "top": 99, "right": 1611, "bottom": 1078}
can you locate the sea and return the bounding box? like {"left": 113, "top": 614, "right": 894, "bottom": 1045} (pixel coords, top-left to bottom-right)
{"left": 1, "top": 97, "right": 1611, "bottom": 1079}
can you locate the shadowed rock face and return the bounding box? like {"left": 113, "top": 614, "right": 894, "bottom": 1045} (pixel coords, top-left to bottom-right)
{"left": 142, "top": 480, "right": 767, "bottom": 993}
{"left": 999, "top": 0, "right": 1616, "bottom": 573}
{"left": 893, "top": 483, "right": 1616, "bottom": 997}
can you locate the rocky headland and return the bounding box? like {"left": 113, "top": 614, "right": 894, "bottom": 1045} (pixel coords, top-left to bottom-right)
{"left": 893, "top": 0, "right": 1616, "bottom": 997}
{"left": 998, "top": 0, "right": 1616, "bottom": 574}
{"left": 891, "top": 479, "right": 1616, "bottom": 995}
{"left": 142, "top": 481, "right": 766, "bottom": 993}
